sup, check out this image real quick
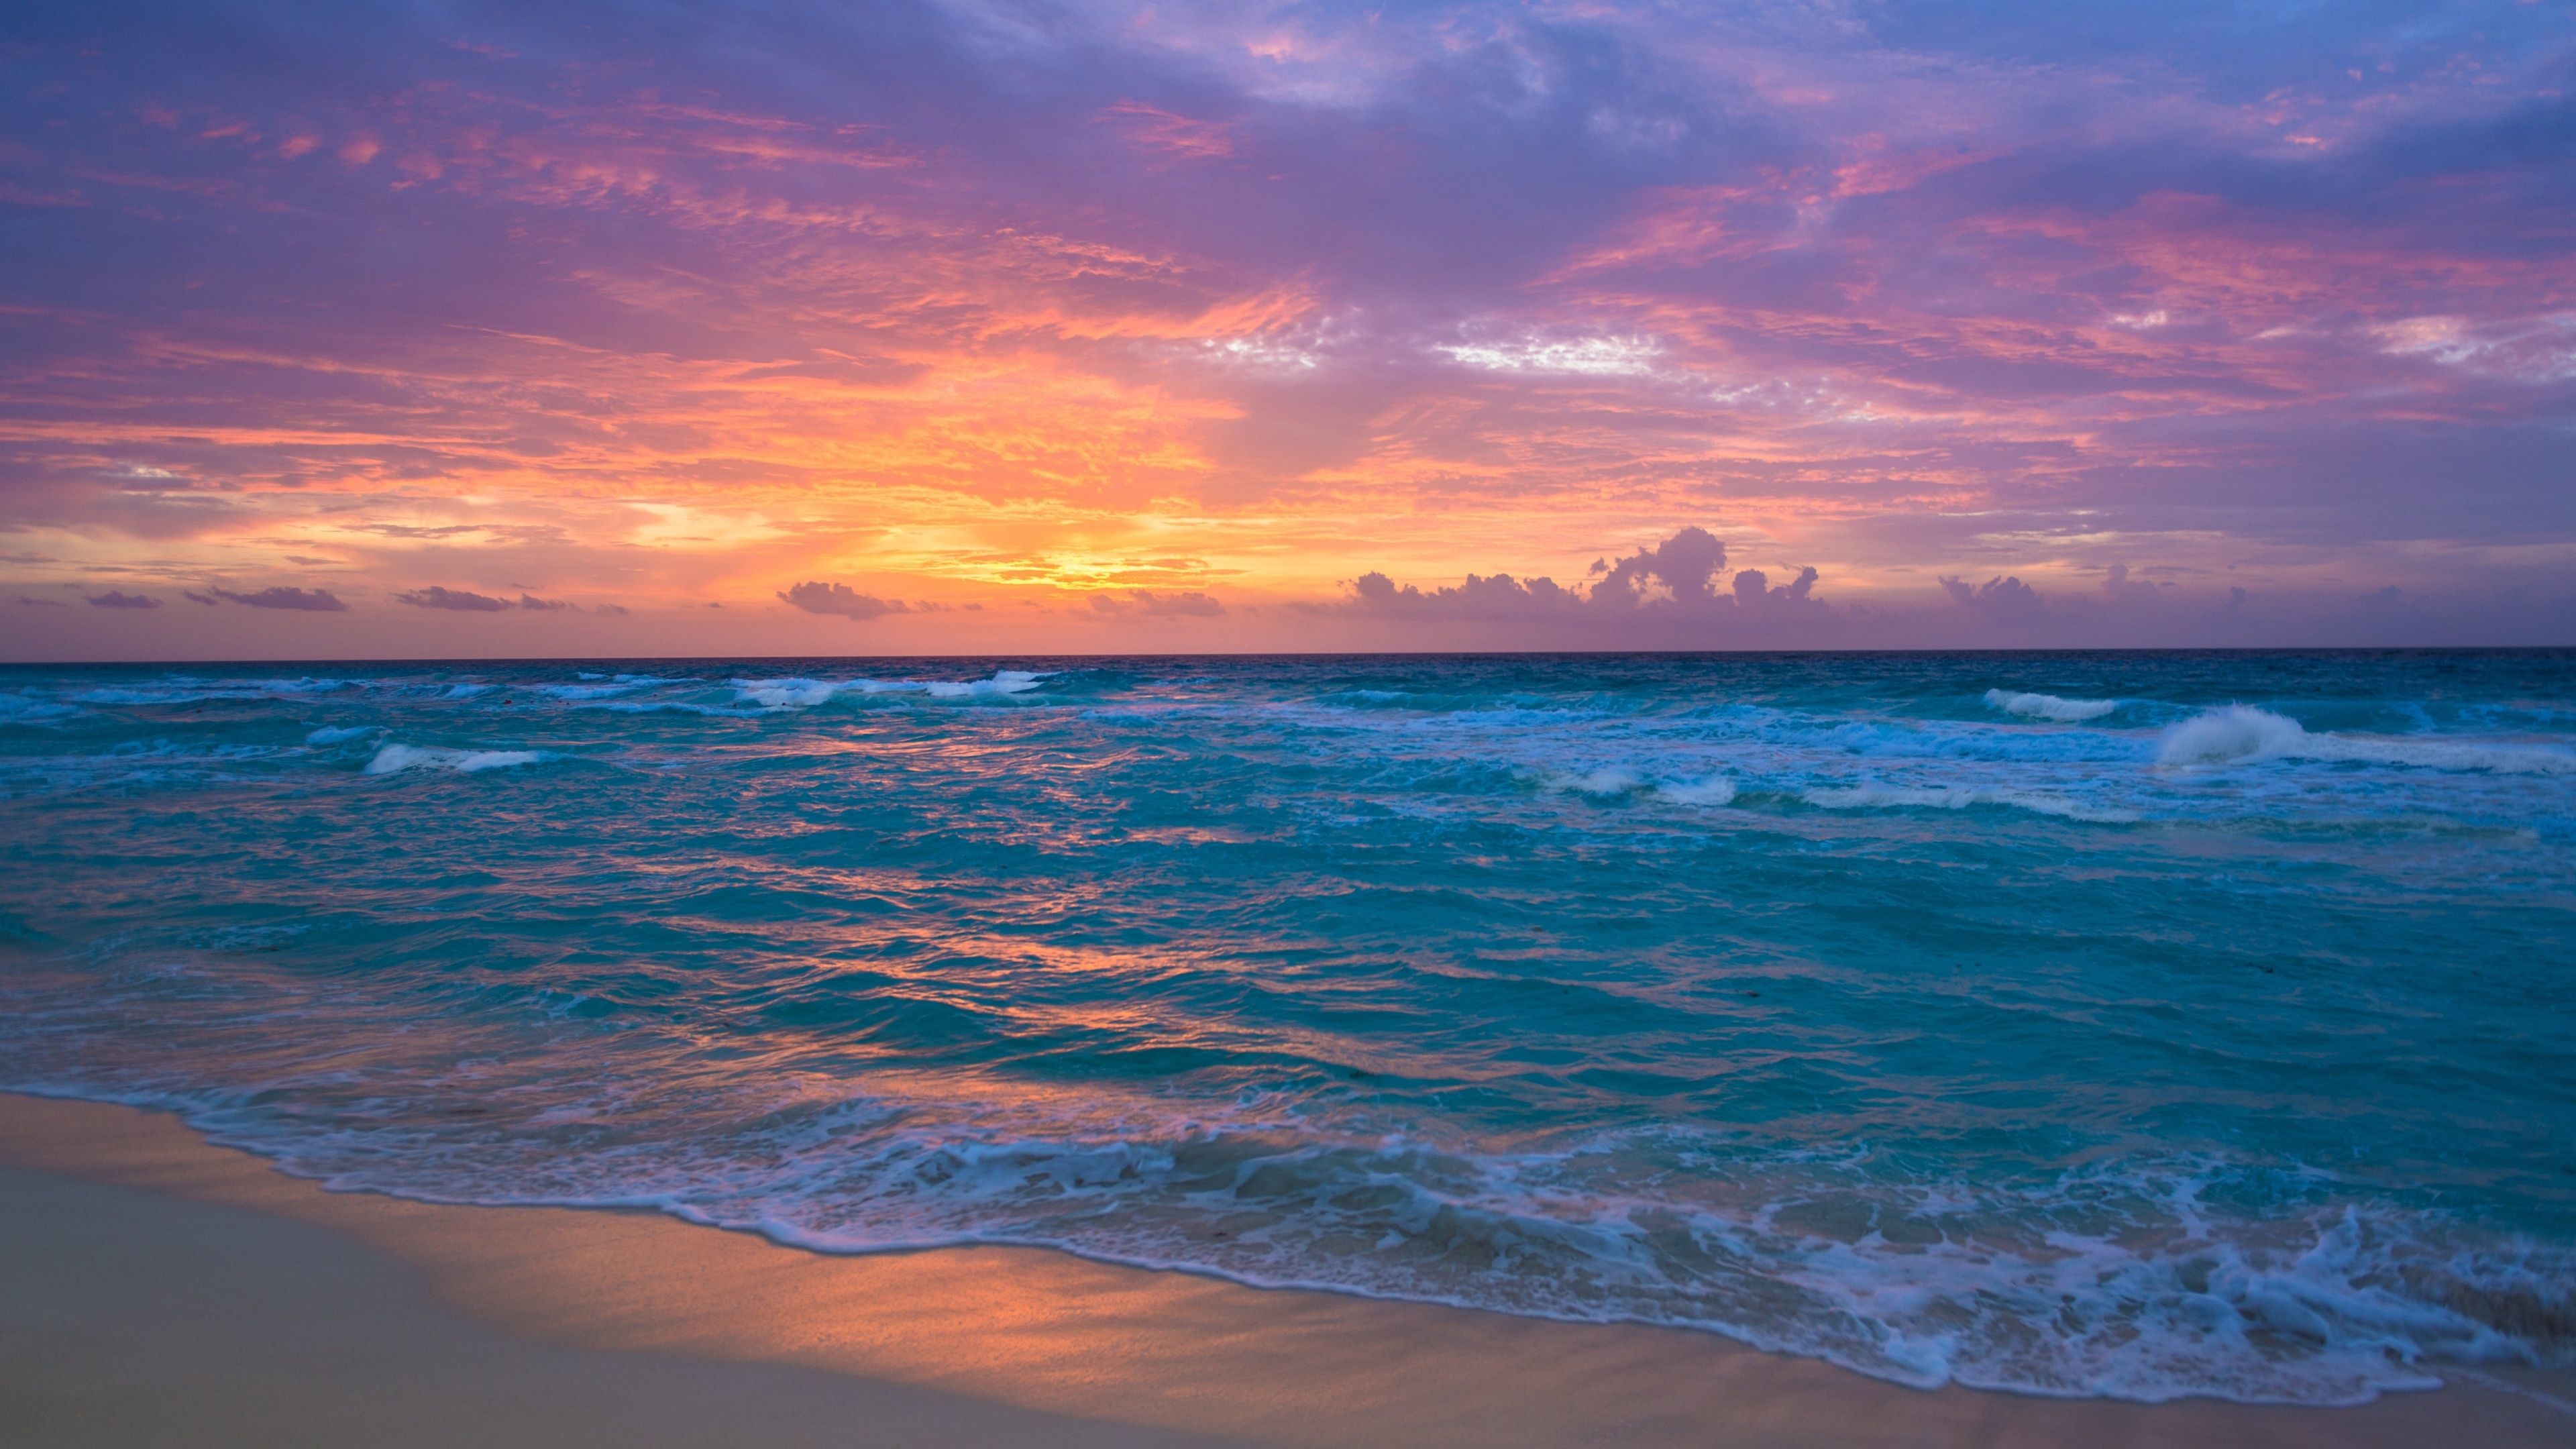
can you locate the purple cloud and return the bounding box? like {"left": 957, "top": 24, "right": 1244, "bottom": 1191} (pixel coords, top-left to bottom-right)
{"left": 1941, "top": 576, "right": 2051, "bottom": 628}
{"left": 85, "top": 590, "right": 162, "bottom": 609}
{"left": 778, "top": 581, "right": 908, "bottom": 619}
{"left": 211, "top": 586, "right": 347, "bottom": 612}
{"left": 1340, "top": 529, "right": 1819, "bottom": 625}
{"left": 394, "top": 586, "right": 511, "bottom": 612}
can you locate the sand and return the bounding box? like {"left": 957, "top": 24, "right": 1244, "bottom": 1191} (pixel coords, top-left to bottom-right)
{"left": 1, "top": 1092, "right": 2568, "bottom": 1448}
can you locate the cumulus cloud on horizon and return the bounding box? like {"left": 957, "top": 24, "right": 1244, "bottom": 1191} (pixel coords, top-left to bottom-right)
{"left": 392, "top": 586, "right": 580, "bottom": 612}
{"left": 1317, "top": 527, "right": 2570, "bottom": 647}
{"left": 209, "top": 586, "right": 347, "bottom": 612}
{"left": 1332, "top": 527, "right": 1830, "bottom": 631}
{"left": 778, "top": 580, "right": 910, "bottom": 619}
{"left": 396, "top": 586, "right": 512, "bottom": 612}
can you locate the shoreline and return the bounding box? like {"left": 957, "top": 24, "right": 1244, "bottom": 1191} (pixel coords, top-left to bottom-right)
{"left": 3, "top": 1091, "right": 2569, "bottom": 1448}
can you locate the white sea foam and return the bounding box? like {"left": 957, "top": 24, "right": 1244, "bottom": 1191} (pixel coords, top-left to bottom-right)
{"left": 305, "top": 725, "right": 375, "bottom": 745}
{"left": 1803, "top": 783, "right": 2137, "bottom": 822}
{"left": 1656, "top": 775, "right": 1738, "bottom": 806}
{"left": 1549, "top": 766, "right": 1644, "bottom": 796}
{"left": 2158, "top": 706, "right": 2576, "bottom": 774}
{"left": 734, "top": 670, "right": 1049, "bottom": 709}
{"left": 85, "top": 1080, "right": 2564, "bottom": 1409}
{"left": 440, "top": 684, "right": 493, "bottom": 700}
{"left": 363, "top": 743, "right": 542, "bottom": 775}
{"left": 924, "top": 669, "right": 1047, "bottom": 698}
{"left": 736, "top": 678, "right": 839, "bottom": 708}
{"left": 1984, "top": 688, "right": 2118, "bottom": 722}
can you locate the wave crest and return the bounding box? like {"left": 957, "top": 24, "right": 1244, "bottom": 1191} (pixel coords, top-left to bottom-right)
{"left": 1803, "top": 783, "right": 2137, "bottom": 822}
{"left": 735, "top": 669, "right": 1049, "bottom": 710}
{"left": 1985, "top": 688, "right": 2118, "bottom": 722}
{"left": 364, "top": 743, "right": 543, "bottom": 775}
{"left": 2158, "top": 706, "right": 2576, "bottom": 774}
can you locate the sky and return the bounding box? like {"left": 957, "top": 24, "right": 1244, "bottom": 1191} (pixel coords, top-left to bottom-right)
{"left": 2, "top": 0, "right": 2572, "bottom": 658}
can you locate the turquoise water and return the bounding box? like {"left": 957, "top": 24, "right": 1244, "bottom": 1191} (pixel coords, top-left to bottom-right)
{"left": 3, "top": 651, "right": 2572, "bottom": 1403}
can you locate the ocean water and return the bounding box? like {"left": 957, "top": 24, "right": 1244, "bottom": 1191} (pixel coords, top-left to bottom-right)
{"left": 3, "top": 651, "right": 2573, "bottom": 1405}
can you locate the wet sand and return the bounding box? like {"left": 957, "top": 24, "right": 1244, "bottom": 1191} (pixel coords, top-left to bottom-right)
{"left": 2, "top": 1092, "right": 2568, "bottom": 1448}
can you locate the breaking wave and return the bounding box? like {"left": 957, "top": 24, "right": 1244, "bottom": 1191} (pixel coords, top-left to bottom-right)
{"left": 1985, "top": 688, "right": 2118, "bottom": 722}
{"left": 734, "top": 669, "right": 1049, "bottom": 710}
{"left": 363, "top": 743, "right": 543, "bottom": 775}
{"left": 1801, "top": 782, "right": 2137, "bottom": 822}
{"left": 2159, "top": 706, "right": 2576, "bottom": 774}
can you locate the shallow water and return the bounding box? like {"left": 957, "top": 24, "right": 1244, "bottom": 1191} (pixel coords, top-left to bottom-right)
{"left": 3, "top": 651, "right": 2571, "bottom": 1404}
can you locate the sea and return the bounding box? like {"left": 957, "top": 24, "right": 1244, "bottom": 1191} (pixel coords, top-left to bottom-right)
{"left": 3, "top": 651, "right": 2571, "bottom": 1405}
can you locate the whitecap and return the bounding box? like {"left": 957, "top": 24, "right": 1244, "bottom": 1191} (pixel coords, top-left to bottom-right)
{"left": 1657, "top": 776, "right": 1738, "bottom": 806}
{"left": 305, "top": 725, "right": 376, "bottom": 745}
{"left": 1984, "top": 688, "right": 2118, "bottom": 722}
{"left": 2157, "top": 706, "right": 2576, "bottom": 774}
{"left": 735, "top": 677, "right": 843, "bottom": 709}
{"left": 364, "top": 743, "right": 542, "bottom": 775}
{"left": 924, "top": 669, "right": 1047, "bottom": 699}
{"left": 734, "top": 670, "right": 1049, "bottom": 709}
{"left": 1803, "top": 783, "right": 2137, "bottom": 822}
{"left": 1547, "top": 766, "right": 1644, "bottom": 796}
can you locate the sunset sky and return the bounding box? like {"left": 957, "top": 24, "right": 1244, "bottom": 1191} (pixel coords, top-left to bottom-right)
{"left": 3, "top": 1, "right": 2572, "bottom": 657}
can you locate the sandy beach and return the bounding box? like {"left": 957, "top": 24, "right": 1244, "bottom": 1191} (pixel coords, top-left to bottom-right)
{"left": 1, "top": 1091, "right": 2567, "bottom": 1448}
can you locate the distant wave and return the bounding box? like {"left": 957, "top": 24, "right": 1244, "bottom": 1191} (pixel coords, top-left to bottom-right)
{"left": 1803, "top": 783, "right": 2137, "bottom": 822}
{"left": 1984, "top": 688, "right": 2118, "bottom": 722}
{"left": 70, "top": 678, "right": 354, "bottom": 706}
{"left": 1544, "top": 767, "right": 1738, "bottom": 805}
{"left": 2159, "top": 706, "right": 2576, "bottom": 774}
{"left": 0, "top": 692, "right": 77, "bottom": 722}
{"left": 734, "top": 669, "right": 1048, "bottom": 710}
{"left": 364, "top": 743, "right": 543, "bottom": 775}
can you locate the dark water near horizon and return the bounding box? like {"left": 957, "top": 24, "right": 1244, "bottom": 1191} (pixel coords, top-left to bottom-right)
{"left": 3, "top": 651, "right": 2572, "bottom": 1405}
